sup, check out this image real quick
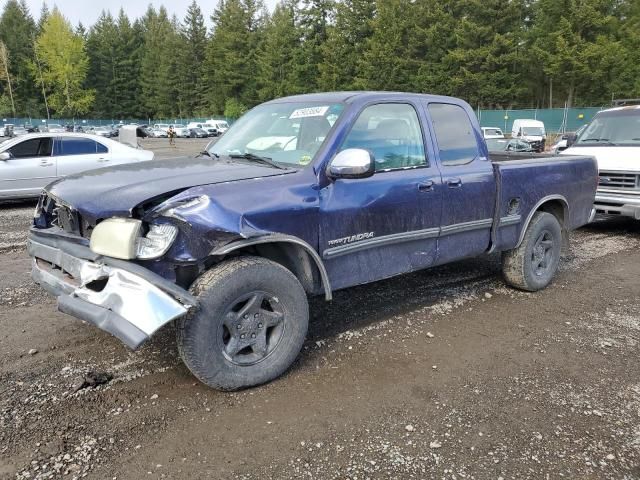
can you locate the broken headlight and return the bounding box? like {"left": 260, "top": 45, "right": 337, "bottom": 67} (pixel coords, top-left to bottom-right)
{"left": 90, "top": 218, "right": 178, "bottom": 260}
{"left": 135, "top": 223, "right": 178, "bottom": 259}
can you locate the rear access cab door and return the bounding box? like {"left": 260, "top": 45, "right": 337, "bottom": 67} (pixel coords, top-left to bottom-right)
{"left": 423, "top": 101, "right": 496, "bottom": 265}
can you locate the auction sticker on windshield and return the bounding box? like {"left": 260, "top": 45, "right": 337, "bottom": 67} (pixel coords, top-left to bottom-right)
{"left": 290, "top": 106, "right": 330, "bottom": 119}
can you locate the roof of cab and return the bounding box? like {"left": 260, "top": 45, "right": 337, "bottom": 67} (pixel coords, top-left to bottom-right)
{"left": 265, "top": 91, "right": 465, "bottom": 105}
{"left": 601, "top": 105, "right": 640, "bottom": 113}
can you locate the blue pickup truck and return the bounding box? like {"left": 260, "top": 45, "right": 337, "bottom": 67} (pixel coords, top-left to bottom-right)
{"left": 28, "top": 92, "right": 597, "bottom": 390}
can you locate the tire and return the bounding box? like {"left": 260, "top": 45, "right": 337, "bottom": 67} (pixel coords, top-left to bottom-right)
{"left": 176, "top": 256, "right": 309, "bottom": 391}
{"left": 501, "top": 211, "right": 562, "bottom": 292}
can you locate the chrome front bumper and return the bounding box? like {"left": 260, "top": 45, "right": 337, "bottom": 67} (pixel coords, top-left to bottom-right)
{"left": 28, "top": 228, "right": 197, "bottom": 349}
{"left": 594, "top": 192, "right": 640, "bottom": 220}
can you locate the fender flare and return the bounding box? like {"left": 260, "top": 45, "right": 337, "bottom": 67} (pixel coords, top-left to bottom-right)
{"left": 517, "top": 194, "right": 570, "bottom": 248}
{"left": 210, "top": 234, "right": 333, "bottom": 301}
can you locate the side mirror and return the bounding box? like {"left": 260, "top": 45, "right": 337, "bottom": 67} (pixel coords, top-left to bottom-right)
{"left": 328, "top": 149, "right": 375, "bottom": 179}
{"left": 0, "top": 152, "right": 11, "bottom": 161}
{"left": 565, "top": 133, "right": 578, "bottom": 148}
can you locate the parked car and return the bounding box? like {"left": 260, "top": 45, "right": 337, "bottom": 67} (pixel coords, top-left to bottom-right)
{"left": 481, "top": 127, "right": 505, "bottom": 139}
{"left": 45, "top": 123, "right": 66, "bottom": 134}
{"left": 171, "top": 124, "right": 190, "bottom": 138}
{"left": 147, "top": 128, "right": 168, "bottom": 138}
{"left": 486, "top": 138, "right": 534, "bottom": 152}
{"left": 153, "top": 123, "right": 171, "bottom": 133}
{"left": 512, "top": 119, "right": 546, "bottom": 152}
{"left": 27, "top": 92, "right": 597, "bottom": 391}
{"left": 0, "top": 133, "right": 154, "bottom": 199}
{"left": 560, "top": 104, "right": 640, "bottom": 219}
{"left": 188, "top": 122, "right": 222, "bottom": 137}
{"left": 208, "top": 120, "right": 230, "bottom": 136}
{"left": 189, "top": 127, "right": 209, "bottom": 138}
{"left": 91, "top": 127, "right": 112, "bottom": 138}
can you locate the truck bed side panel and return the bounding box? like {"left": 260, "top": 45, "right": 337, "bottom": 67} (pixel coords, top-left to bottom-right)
{"left": 492, "top": 155, "right": 597, "bottom": 252}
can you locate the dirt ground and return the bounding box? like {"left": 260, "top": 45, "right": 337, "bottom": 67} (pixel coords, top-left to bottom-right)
{"left": 1, "top": 140, "right": 639, "bottom": 479}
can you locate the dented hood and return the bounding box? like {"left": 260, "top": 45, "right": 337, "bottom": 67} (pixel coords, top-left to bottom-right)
{"left": 45, "top": 156, "right": 293, "bottom": 221}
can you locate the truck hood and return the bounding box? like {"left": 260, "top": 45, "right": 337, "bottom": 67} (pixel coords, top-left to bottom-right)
{"left": 561, "top": 145, "right": 640, "bottom": 171}
{"left": 46, "top": 156, "right": 294, "bottom": 221}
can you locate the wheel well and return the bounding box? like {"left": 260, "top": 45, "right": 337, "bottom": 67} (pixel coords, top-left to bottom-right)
{"left": 537, "top": 199, "right": 567, "bottom": 226}
{"left": 533, "top": 198, "right": 570, "bottom": 250}
{"left": 217, "top": 242, "right": 325, "bottom": 297}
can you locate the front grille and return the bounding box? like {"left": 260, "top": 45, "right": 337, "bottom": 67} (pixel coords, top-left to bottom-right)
{"left": 598, "top": 171, "right": 639, "bottom": 190}
{"left": 35, "top": 193, "right": 89, "bottom": 237}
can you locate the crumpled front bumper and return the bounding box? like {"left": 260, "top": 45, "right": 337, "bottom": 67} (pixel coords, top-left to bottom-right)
{"left": 28, "top": 228, "right": 197, "bottom": 349}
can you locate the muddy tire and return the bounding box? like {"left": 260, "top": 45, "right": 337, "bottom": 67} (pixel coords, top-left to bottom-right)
{"left": 176, "top": 256, "right": 309, "bottom": 391}
{"left": 502, "top": 212, "right": 562, "bottom": 292}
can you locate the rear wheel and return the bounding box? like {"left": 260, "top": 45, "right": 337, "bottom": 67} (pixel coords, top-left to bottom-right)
{"left": 176, "top": 257, "right": 309, "bottom": 390}
{"left": 502, "top": 212, "right": 562, "bottom": 292}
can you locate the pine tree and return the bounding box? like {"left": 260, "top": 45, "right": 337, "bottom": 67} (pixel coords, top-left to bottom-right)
{"left": 256, "top": 0, "right": 300, "bottom": 101}
{"left": 139, "top": 6, "right": 178, "bottom": 118}
{"left": 319, "top": 0, "right": 375, "bottom": 91}
{"left": 294, "top": 0, "right": 333, "bottom": 92}
{"left": 181, "top": 1, "right": 209, "bottom": 115}
{"left": 86, "top": 11, "right": 119, "bottom": 118}
{"left": 0, "top": 0, "right": 40, "bottom": 116}
{"left": 114, "top": 10, "right": 143, "bottom": 119}
{"left": 530, "top": 0, "right": 622, "bottom": 107}
{"left": 205, "top": 0, "right": 266, "bottom": 113}
{"left": 357, "top": 0, "right": 420, "bottom": 91}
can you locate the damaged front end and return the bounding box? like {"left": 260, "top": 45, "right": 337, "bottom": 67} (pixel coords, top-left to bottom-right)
{"left": 28, "top": 227, "right": 197, "bottom": 349}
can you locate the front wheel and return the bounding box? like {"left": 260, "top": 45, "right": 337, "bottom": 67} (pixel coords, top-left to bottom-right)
{"left": 502, "top": 212, "right": 562, "bottom": 292}
{"left": 176, "top": 257, "right": 309, "bottom": 391}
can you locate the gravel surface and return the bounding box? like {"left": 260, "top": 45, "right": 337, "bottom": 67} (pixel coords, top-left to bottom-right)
{"left": 1, "top": 143, "right": 639, "bottom": 479}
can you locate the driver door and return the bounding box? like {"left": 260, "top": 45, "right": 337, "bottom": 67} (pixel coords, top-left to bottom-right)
{"left": 0, "top": 137, "right": 55, "bottom": 198}
{"left": 319, "top": 102, "right": 443, "bottom": 290}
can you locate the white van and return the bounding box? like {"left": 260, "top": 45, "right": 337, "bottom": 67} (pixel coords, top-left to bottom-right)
{"left": 561, "top": 105, "right": 640, "bottom": 220}
{"left": 512, "top": 119, "right": 546, "bottom": 152}
{"left": 481, "top": 127, "right": 504, "bottom": 139}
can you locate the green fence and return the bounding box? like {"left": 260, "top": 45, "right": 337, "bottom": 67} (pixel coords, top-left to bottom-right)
{"left": 477, "top": 107, "right": 603, "bottom": 134}
{"left": 3, "top": 108, "right": 604, "bottom": 135}
{"left": 0, "top": 117, "right": 235, "bottom": 128}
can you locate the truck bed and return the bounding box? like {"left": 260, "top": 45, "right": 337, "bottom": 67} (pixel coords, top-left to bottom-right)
{"left": 489, "top": 153, "right": 598, "bottom": 252}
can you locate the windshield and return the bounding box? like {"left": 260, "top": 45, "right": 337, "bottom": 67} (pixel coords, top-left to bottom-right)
{"left": 576, "top": 109, "right": 640, "bottom": 146}
{"left": 209, "top": 102, "right": 345, "bottom": 166}
{"left": 522, "top": 127, "right": 544, "bottom": 136}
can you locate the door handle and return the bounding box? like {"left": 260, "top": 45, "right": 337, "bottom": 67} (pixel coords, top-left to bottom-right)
{"left": 418, "top": 180, "right": 434, "bottom": 192}
{"left": 447, "top": 177, "right": 462, "bottom": 188}
{"left": 97, "top": 158, "right": 109, "bottom": 162}
{"left": 40, "top": 162, "right": 53, "bottom": 167}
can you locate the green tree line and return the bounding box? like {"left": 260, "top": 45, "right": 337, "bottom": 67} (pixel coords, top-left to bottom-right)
{"left": 0, "top": 0, "right": 639, "bottom": 120}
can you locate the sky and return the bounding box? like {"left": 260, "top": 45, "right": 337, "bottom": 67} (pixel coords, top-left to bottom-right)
{"left": 5, "top": 0, "right": 280, "bottom": 27}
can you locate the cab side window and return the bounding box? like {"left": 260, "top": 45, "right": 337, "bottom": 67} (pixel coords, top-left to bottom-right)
{"left": 342, "top": 103, "right": 427, "bottom": 171}
{"left": 428, "top": 103, "right": 480, "bottom": 166}
{"left": 9, "top": 138, "right": 53, "bottom": 158}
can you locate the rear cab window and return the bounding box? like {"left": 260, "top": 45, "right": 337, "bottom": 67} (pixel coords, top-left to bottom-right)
{"left": 428, "top": 103, "right": 480, "bottom": 166}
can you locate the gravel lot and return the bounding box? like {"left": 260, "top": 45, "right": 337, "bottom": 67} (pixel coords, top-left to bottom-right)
{"left": 1, "top": 140, "right": 639, "bottom": 479}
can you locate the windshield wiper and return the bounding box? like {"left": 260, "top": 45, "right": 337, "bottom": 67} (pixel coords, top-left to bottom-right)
{"left": 581, "top": 138, "right": 616, "bottom": 145}
{"left": 228, "top": 153, "right": 288, "bottom": 170}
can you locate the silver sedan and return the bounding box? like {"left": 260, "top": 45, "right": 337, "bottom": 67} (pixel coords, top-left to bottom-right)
{"left": 0, "top": 133, "right": 154, "bottom": 199}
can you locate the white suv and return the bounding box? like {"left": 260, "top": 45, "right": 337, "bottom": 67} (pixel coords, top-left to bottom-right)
{"left": 561, "top": 105, "right": 640, "bottom": 219}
